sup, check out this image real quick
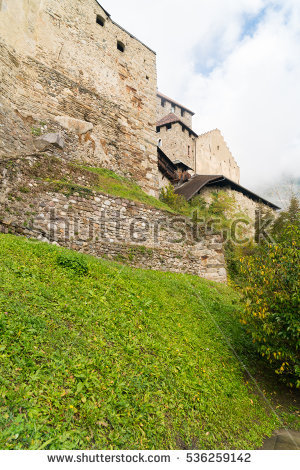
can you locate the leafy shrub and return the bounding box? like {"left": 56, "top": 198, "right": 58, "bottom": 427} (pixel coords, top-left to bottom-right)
{"left": 56, "top": 253, "right": 89, "bottom": 276}
{"left": 238, "top": 224, "right": 300, "bottom": 387}
{"left": 271, "top": 196, "right": 300, "bottom": 242}
{"left": 225, "top": 239, "right": 258, "bottom": 285}
{"left": 159, "top": 184, "right": 189, "bottom": 214}
{"left": 208, "top": 191, "right": 236, "bottom": 218}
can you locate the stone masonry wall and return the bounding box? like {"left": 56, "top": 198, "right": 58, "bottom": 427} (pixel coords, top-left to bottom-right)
{"left": 200, "top": 185, "right": 258, "bottom": 223}
{"left": 156, "top": 95, "right": 193, "bottom": 128}
{"left": 0, "top": 0, "right": 158, "bottom": 195}
{"left": 157, "top": 123, "right": 197, "bottom": 171}
{"left": 196, "top": 129, "right": 240, "bottom": 184}
{"left": 0, "top": 155, "right": 227, "bottom": 283}
{"left": 200, "top": 185, "right": 276, "bottom": 239}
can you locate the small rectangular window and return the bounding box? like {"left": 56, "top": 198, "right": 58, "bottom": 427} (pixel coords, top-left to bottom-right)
{"left": 181, "top": 109, "right": 185, "bottom": 117}
{"left": 161, "top": 99, "right": 165, "bottom": 107}
{"left": 166, "top": 123, "right": 172, "bottom": 130}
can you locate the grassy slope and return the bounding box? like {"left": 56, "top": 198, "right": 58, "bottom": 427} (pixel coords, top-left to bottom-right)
{"left": 0, "top": 234, "right": 278, "bottom": 450}
{"left": 51, "top": 164, "right": 173, "bottom": 212}
{"left": 1, "top": 155, "right": 173, "bottom": 212}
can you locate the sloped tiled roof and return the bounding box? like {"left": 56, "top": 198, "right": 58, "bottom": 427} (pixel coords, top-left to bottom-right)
{"left": 175, "top": 175, "right": 280, "bottom": 209}
{"left": 158, "top": 92, "right": 195, "bottom": 115}
{"left": 156, "top": 113, "right": 179, "bottom": 127}
{"left": 156, "top": 113, "right": 198, "bottom": 137}
{"left": 175, "top": 175, "right": 223, "bottom": 200}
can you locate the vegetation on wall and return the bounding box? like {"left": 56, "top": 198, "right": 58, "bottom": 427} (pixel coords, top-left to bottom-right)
{"left": 80, "top": 166, "right": 173, "bottom": 212}
{"left": 159, "top": 184, "right": 189, "bottom": 214}
{"left": 2, "top": 155, "right": 173, "bottom": 213}
{"left": 160, "top": 184, "right": 251, "bottom": 248}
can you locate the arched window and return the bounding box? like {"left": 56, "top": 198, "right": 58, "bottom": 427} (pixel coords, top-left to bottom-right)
{"left": 96, "top": 15, "right": 105, "bottom": 27}
{"left": 117, "top": 41, "right": 125, "bottom": 52}
{"left": 158, "top": 138, "right": 162, "bottom": 148}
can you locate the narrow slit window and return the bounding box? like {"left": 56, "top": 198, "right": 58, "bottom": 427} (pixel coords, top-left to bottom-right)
{"left": 181, "top": 109, "right": 185, "bottom": 117}
{"left": 158, "top": 138, "right": 162, "bottom": 148}
{"left": 171, "top": 105, "right": 175, "bottom": 113}
{"left": 96, "top": 15, "right": 105, "bottom": 27}
{"left": 188, "top": 145, "right": 190, "bottom": 155}
{"left": 117, "top": 41, "right": 125, "bottom": 52}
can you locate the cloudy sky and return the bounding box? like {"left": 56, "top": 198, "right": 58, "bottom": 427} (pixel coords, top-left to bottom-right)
{"left": 100, "top": 0, "right": 300, "bottom": 191}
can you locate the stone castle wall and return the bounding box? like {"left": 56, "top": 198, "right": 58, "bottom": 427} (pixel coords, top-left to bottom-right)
{"left": 196, "top": 129, "right": 240, "bottom": 183}
{"left": 200, "top": 185, "right": 258, "bottom": 222}
{"left": 156, "top": 95, "right": 193, "bottom": 128}
{"left": 0, "top": 155, "right": 227, "bottom": 283}
{"left": 158, "top": 123, "right": 197, "bottom": 171}
{"left": 0, "top": 0, "right": 159, "bottom": 195}
{"left": 200, "top": 185, "right": 265, "bottom": 239}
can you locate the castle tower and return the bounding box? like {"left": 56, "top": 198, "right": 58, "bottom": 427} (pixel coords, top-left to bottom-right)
{"left": 156, "top": 93, "right": 240, "bottom": 185}
{"left": 156, "top": 92, "right": 197, "bottom": 172}
{"left": 0, "top": 0, "right": 159, "bottom": 196}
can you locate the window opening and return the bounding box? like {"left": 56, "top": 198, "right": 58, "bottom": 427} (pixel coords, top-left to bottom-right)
{"left": 117, "top": 41, "right": 125, "bottom": 52}
{"left": 96, "top": 15, "right": 105, "bottom": 27}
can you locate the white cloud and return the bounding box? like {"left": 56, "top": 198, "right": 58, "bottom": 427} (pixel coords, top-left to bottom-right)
{"left": 99, "top": 0, "right": 300, "bottom": 190}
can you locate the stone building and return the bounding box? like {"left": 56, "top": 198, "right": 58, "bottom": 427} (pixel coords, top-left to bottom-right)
{"left": 196, "top": 129, "right": 240, "bottom": 183}
{"left": 156, "top": 93, "right": 279, "bottom": 222}
{"left": 156, "top": 93, "right": 240, "bottom": 185}
{"left": 157, "top": 92, "right": 194, "bottom": 129}
{"left": 0, "top": 0, "right": 279, "bottom": 280}
{"left": 0, "top": 0, "right": 159, "bottom": 195}
{"left": 156, "top": 114, "right": 197, "bottom": 172}
{"left": 174, "top": 175, "right": 279, "bottom": 224}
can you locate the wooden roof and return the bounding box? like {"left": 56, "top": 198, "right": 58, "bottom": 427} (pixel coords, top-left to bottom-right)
{"left": 174, "top": 175, "right": 280, "bottom": 209}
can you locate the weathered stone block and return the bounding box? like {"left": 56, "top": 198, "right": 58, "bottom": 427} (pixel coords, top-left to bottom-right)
{"left": 36, "top": 132, "right": 65, "bottom": 150}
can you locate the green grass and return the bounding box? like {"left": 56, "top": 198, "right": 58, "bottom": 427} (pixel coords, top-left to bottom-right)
{"left": 2, "top": 155, "right": 173, "bottom": 213}
{"left": 71, "top": 165, "right": 173, "bottom": 212}
{"left": 0, "top": 234, "right": 279, "bottom": 450}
